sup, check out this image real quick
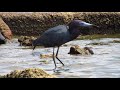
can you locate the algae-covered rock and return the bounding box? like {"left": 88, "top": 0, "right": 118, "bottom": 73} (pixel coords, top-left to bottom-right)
{"left": 2, "top": 68, "right": 56, "bottom": 78}
{"left": 68, "top": 45, "right": 94, "bottom": 55}
{"left": 18, "top": 36, "right": 36, "bottom": 46}
{"left": 1, "top": 12, "right": 120, "bottom": 35}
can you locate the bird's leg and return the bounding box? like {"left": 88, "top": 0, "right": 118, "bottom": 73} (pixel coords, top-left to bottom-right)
{"left": 53, "top": 47, "right": 57, "bottom": 70}
{"left": 56, "top": 47, "right": 64, "bottom": 66}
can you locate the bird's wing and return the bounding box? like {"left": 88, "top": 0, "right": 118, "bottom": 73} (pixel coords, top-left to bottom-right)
{"left": 38, "top": 25, "right": 71, "bottom": 47}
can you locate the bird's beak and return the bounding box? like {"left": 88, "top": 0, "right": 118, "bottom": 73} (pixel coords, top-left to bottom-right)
{"left": 80, "top": 22, "right": 99, "bottom": 28}
{"left": 81, "top": 22, "right": 93, "bottom": 27}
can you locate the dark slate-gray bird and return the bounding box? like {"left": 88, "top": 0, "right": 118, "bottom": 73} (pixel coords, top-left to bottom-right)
{"left": 32, "top": 20, "right": 98, "bottom": 69}
{"left": 0, "top": 32, "right": 6, "bottom": 44}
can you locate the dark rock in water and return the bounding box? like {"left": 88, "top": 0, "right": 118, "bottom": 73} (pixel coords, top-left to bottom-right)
{"left": 68, "top": 45, "right": 80, "bottom": 54}
{"left": 0, "top": 17, "right": 12, "bottom": 40}
{"left": 68, "top": 45, "right": 94, "bottom": 55}
{"left": 84, "top": 47, "right": 94, "bottom": 54}
{"left": 18, "top": 36, "right": 36, "bottom": 46}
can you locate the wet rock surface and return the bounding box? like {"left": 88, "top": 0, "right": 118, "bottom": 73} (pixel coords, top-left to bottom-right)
{"left": 68, "top": 45, "right": 94, "bottom": 55}
{"left": 1, "top": 68, "right": 56, "bottom": 78}
{"left": 18, "top": 36, "right": 36, "bottom": 46}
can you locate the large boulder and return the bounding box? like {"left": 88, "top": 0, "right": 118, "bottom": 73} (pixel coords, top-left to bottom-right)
{"left": 1, "top": 68, "right": 56, "bottom": 78}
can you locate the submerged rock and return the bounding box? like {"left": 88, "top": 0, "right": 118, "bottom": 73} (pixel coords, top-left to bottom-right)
{"left": 18, "top": 36, "right": 36, "bottom": 46}
{"left": 87, "top": 42, "right": 109, "bottom": 45}
{"left": 2, "top": 68, "right": 56, "bottom": 78}
{"left": 40, "top": 54, "right": 53, "bottom": 59}
{"left": 109, "top": 40, "right": 120, "bottom": 43}
{"left": 68, "top": 45, "right": 94, "bottom": 55}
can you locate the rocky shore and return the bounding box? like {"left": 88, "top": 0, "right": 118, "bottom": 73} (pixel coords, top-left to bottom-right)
{"left": 0, "top": 12, "right": 120, "bottom": 36}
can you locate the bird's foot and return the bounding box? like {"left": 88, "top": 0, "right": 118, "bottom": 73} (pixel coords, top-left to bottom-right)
{"left": 53, "top": 67, "right": 58, "bottom": 72}
{"left": 53, "top": 65, "right": 69, "bottom": 73}
{"left": 62, "top": 63, "right": 65, "bottom": 66}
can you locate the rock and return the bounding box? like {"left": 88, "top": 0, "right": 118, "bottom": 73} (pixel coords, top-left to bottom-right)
{"left": 84, "top": 47, "right": 94, "bottom": 55}
{"left": 0, "top": 32, "right": 6, "bottom": 44}
{"left": 2, "top": 68, "right": 56, "bottom": 78}
{"left": 0, "top": 17, "right": 12, "bottom": 40}
{"left": 87, "top": 42, "right": 109, "bottom": 45}
{"left": 109, "top": 40, "right": 120, "bottom": 43}
{"left": 68, "top": 45, "right": 81, "bottom": 54}
{"left": 18, "top": 36, "right": 36, "bottom": 46}
{"left": 0, "top": 17, "right": 12, "bottom": 44}
{"left": 68, "top": 45, "right": 94, "bottom": 55}
{"left": 0, "top": 40, "right": 6, "bottom": 44}
{"left": 40, "top": 54, "right": 53, "bottom": 59}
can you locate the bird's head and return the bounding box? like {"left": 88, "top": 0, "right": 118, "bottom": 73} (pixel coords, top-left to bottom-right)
{"left": 68, "top": 20, "right": 99, "bottom": 35}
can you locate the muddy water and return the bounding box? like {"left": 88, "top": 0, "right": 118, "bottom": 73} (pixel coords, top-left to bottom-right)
{"left": 0, "top": 38, "right": 120, "bottom": 78}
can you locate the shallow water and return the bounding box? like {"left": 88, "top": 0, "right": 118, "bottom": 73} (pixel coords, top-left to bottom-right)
{"left": 0, "top": 38, "right": 120, "bottom": 78}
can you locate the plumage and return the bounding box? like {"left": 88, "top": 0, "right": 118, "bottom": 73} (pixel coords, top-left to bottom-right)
{"left": 32, "top": 20, "right": 98, "bottom": 70}
{"left": 33, "top": 25, "right": 71, "bottom": 47}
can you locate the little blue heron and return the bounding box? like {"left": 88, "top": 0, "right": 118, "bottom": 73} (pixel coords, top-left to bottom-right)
{"left": 32, "top": 20, "right": 98, "bottom": 69}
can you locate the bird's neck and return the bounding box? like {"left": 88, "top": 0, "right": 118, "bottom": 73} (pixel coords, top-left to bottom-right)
{"left": 68, "top": 28, "right": 80, "bottom": 40}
